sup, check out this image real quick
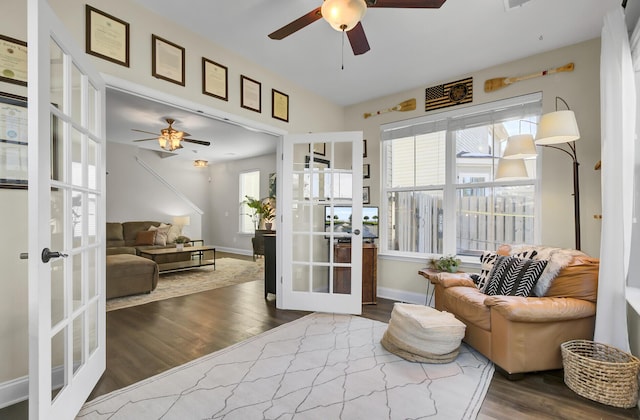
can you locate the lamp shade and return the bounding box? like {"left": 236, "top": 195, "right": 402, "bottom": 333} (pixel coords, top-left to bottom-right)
{"left": 495, "top": 158, "right": 529, "bottom": 181}
{"left": 535, "top": 110, "right": 580, "bottom": 145}
{"left": 321, "top": 0, "right": 367, "bottom": 32}
{"left": 503, "top": 134, "right": 537, "bottom": 159}
{"left": 173, "top": 216, "right": 190, "bottom": 226}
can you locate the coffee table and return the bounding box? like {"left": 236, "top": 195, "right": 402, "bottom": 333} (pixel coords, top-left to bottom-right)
{"left": 139, "top": 246, "right": 216, "bottom": 273}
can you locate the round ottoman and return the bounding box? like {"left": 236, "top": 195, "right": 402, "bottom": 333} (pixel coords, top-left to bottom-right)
{"left": 381, "top": 303, "right": 466, "bottom": 363}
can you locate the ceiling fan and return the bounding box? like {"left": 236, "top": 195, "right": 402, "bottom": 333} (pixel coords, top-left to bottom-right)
{"left": 268, "top": 0, "right": 447, "bottom": 55}
{"left": 131, "top": 118, "right": 211, "bottom": 152}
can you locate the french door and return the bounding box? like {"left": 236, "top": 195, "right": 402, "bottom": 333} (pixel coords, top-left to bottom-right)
{"left": 27, "top": 0, "right": 106, "bottom": 418}
{"left": 278, "top": 132, "right": 363, "bottom": 314}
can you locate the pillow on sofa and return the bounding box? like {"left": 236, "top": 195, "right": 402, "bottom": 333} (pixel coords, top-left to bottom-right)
{"left": 135, "top": 230, "right": 157, "bottom": 246}
{"left": 476, "top": 249, "right": 538, "bottom": 292}
{"left": 163, "top": 223, "right": 182, "bottom": 244}
{"left": 148, "top": 225, "right": 169, "bottom": 246}
{"left": 485, "top": 255, "right": 548, "bottom": 297}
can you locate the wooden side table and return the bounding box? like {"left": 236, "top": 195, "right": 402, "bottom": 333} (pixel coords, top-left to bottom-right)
{"left": 418, "top": 268, "right": 464, "bottom": 306}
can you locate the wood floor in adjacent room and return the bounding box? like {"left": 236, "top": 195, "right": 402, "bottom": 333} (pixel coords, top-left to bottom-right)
{"left": 2, "top": 253, "right": 638, "bottom": 419}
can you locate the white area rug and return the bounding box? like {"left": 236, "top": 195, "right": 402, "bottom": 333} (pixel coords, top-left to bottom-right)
{"left": 78, "top": 313, "right": 493, "bottom": 419}
{"left": 106, "top": 258, "right": 264, "bottom": 311}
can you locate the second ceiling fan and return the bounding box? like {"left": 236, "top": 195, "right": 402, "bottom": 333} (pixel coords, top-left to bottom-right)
{"left": 268, "top": 0, "right": 447, "bottom": 56}
{"left": 131, "top": 118, "right": 211, "bottom": 152}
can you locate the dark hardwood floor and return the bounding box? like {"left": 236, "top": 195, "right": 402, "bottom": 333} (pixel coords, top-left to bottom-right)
{"left": 2, "top": 253, "right": 638, "bottom": 419}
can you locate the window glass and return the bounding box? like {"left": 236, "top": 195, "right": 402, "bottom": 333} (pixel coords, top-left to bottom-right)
{"left": 381, "top": 94, "right": 541, "bottom": 258}
{"left": 239, "top": 170, "right": 260, "bottom": 234}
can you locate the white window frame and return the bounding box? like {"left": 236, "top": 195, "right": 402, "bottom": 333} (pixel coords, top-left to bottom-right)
{"left": 380, "top": 93, "right": 543, "bottom": 262}
{"left": 239, "top": 170, "right": 260, "bottom": 234}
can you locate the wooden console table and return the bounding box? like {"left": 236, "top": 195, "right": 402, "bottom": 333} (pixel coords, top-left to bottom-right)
{"left": 333, "top": 242, "right": 377, "bottom": 304}
{"left": 139, "top": 245, "right": 216, "bottom": 273}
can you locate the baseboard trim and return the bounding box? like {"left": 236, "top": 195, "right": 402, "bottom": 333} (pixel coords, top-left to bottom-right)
{"left": 213, "top": 246, "right": 252, "bottom": 257}
{"left": 0, "top": 375, "right": 27, "bottom": 409}
{"left": 377, "top": 287, "right": 428, "bottom": 306}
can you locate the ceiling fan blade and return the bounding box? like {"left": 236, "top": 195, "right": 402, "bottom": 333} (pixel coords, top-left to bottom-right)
{"left": 367, "top": 0, "right": 447, "bottom": 8}
{"left": 268, "top": 7, "right": 322, "bottom": 40}
{"left": 131, "top": 128, "right": 160, "bottom": 136}
{"left": 132, "top": 138, "right": 159, "bottom": 142}
{"left": 347, "top": 22, "right": 370, "bottom": 56}
{"left": 183, "top": 138, "right": 211, "bottom": 147}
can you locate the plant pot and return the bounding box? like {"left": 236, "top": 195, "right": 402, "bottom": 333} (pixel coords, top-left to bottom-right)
{"left": 265, "top": 222, "right": 273, "bottom": 230}
{"left": 176, "top": 243, "right": 184, "bottom": 251}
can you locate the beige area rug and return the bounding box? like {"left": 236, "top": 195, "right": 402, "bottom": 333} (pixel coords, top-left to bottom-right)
{"left": 106, "top": 257, "right": 264, "bottom": 312}
{"left": 78, "top": 313, "right": 494, "bottom": 419}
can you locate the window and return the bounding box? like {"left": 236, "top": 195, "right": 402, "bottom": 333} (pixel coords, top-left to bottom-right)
{"left": 239, "top": 170, "right": 260, "bottom": 234}
{"left": 381, "top": 93, "right": 542, "bottom": 258}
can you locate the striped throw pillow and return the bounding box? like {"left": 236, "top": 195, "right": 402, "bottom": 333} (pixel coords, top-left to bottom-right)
{"left": 485, "top": 255, "right": 548, "bottom": 297}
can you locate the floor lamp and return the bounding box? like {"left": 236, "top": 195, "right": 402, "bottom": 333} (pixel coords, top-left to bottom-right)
{"left": 535, "top": 97, "right": 581, "bottom": 250}
{"left": 500, "top": 97, "right": 581, "bottom": 250}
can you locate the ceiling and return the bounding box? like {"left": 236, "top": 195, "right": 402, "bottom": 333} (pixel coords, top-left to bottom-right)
{"left": 106, "top": 89, "right": 278, "bottom": 163}
{"left": 109, "top": 0, "right": 633, "bottom": 162}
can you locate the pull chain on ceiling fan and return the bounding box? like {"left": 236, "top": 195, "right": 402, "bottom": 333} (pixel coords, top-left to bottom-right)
{"left": 268, "top": 0, "right": 447, "bottom": 56}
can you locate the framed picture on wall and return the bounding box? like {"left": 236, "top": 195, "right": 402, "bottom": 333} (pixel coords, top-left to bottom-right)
{"left": 202, "top": 57, "right": 228, "bottom": 101}
{"left": 0, "top": 34, "right": 27, "bottom": 86}
{"left": 363, "top": 164, "right": 370, "bottom": 179}
{"left": 0, "top": 92, "right": 28, "bottom": 188}
{"left": 240, "top": 75, "right": 261, "bottom": 113}
{"left": 272, "top": 89, "right": 289, "bottom": 122}
{"left": 363, "top": 139, "right": 368, "bottom": 158}
{"left": 152, "top": 35, "right": 185, "bottom": 86}
{"left": 85, "top": 5, "right": 130, "bottom": 67}
{"left": 363, "top": 186, "right": 370, "bottom": 204}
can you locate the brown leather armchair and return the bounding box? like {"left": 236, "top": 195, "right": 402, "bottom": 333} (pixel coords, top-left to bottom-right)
{"left": 428, "top": 252, "right": 599, "bottom": 378}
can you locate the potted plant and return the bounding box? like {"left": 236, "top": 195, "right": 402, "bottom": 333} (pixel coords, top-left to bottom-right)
{"left": 430, "top": 255, "right": 461, "bottom": 273}
{"left": 174, "top": 235, "right": 189, "bottom": 251}
{"left": 243, "top": 195, "right": 276, "bottom": 230}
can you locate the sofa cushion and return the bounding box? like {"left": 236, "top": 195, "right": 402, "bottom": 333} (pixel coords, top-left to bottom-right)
{"left": 441, "top": 286, "right": 492, "bottom": 331}
{"left": 135, "top": 230, "right": 157, "bottom": 246}
{"left": 544, "top": 256, "right": 599, "bottom": 302}
{"left": 148, "top": 225, "right": 169, "bottom": 246}
{"left": 122, "top": 221, "right": 161, "bottom": 245}
{"left": 165, "top": 223, "right": 182, "bottom": 244}
{"left": 485, "top": 255, "right": 548, "bottom": 297}
{"left": 477, "top": 249, "right": 538, "bottom": 292}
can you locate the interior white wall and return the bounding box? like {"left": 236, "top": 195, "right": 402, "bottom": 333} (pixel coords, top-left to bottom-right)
{"left": 344, "top": 38, "right": 604, "bottom": 299}
{"left": 209, "top": 153, "right": 277, "bottom": 254}
{"left": 106, "top": 143, "right": 211, "bottom": 240}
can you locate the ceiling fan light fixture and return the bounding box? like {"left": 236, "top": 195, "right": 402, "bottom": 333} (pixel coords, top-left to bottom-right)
{"left": 321, "top": 0, "right": 367, "bottom": 32}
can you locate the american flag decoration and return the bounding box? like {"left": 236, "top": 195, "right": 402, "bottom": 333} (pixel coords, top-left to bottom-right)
{"left": 425, "top": 77, "right": 473, "bottom": 112}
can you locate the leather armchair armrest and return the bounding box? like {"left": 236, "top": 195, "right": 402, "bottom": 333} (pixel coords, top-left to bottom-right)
{"left": 484, "top": 296, "right": 596, "bottom": 322}
{"left": 431, "top": 272, "right": 476, "bottom": 288}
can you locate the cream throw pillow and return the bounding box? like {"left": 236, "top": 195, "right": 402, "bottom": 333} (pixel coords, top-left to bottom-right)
{"left": 162, "top": 223, "right": 182, "bottom": 244}
{"left": 148, "top": 225, "right": 170, "bottom": 246}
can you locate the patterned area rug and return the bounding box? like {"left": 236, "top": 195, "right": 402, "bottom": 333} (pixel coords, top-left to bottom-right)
{"left": 106, "top": 257, "right": 264, "bottom": 312}
{"left": 78, "top": 313, "right": 494, "bottom": 419}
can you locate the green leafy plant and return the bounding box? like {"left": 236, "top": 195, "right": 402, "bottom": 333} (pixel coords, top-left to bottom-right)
{"left": 174, "top": 236, "right": 190, "bottom": 244}
{"left": 243, "top": 196, "right": 276, "bottom": 228}
{"left": 430, "top": 255, "right": 461, "bottom": 273}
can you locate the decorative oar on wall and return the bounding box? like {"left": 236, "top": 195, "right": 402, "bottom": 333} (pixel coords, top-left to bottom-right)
{"left": 364, "top": 98, "right": 416, "bottom": 119}
{"left": 484, "top": 63, "right": 575, "bottom": 92}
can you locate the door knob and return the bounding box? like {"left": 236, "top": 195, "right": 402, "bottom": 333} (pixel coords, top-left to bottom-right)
{"left": 41, "top": 248, "right": 68, "bottom": 263}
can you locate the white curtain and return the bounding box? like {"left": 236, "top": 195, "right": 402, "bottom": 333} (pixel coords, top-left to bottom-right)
{"left": 594, "top": 7, "right": 637, "bottom": 351}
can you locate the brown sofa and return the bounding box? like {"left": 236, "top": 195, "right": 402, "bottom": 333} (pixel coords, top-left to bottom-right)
{"left": 428, "top": 246, "right": 599, "bottom": 378}
{"left": 106, "top": 221, "right": 190, "bottom": 299}
{"left": 107, "top": 221, "right": 190, "bottom": 264}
